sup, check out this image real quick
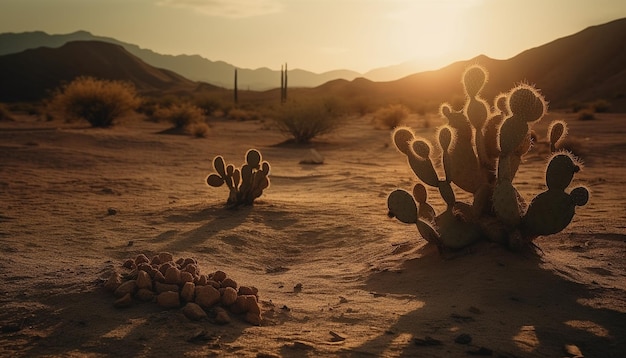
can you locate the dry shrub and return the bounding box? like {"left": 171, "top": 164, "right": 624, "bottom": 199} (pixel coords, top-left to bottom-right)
{"left": 228, "top": 108, "right": 258, "bottom": 121}
{"left": 50, "top": 76, "right": 141, "bottom": 127}
{"left": 373, "top": 104, "right": 410, "bottom": 129}
{"left": 154, "top": 102, "right": 206, "bottom": 129}
{"left": 187, "top": 121, "right": 210, "bottom": 138}
{"left": 272, "top": 98, "right": 346, "bottom": 144}
{"left": 577, "top": 109, "right": 596, "bottom": 121}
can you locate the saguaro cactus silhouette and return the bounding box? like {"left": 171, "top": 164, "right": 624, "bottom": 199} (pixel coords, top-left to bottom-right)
{"left": 387, "top": 65, "right": 589, "bottom": 251}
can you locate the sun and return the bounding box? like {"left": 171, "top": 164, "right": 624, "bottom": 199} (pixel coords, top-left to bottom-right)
{"left": 382, "top": 1, "right": 479, "bottom": 68}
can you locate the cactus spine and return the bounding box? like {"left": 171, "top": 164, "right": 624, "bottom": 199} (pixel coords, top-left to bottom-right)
{"left": 387, "top": 65, "right": 589, "bottom": 251}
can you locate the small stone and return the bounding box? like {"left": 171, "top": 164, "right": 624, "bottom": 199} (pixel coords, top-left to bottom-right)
{"left": 153, "top": 270, "right": 165, "bottom": 283}
{"left": 107, "top": 208, "right": 117, "bottom": 215}
{"left": 245, "top": 311, "right": 262, "bottom": 326}
{"left": 221, "top": 287, "right": 238, "bottom": 306}
{"left": 134, "top": 254, "right": 150, "bottom": 266}
{"left": 136, "top": 270, "right": 152, "bottom": 290}
{"left": 238, "top": 286, "right": 259, "bottom": 297}
{"left": 158, "top": 252, "right": 173, "bottom": 264}
{"left": 135, "top": 288, "right": 155, "bottom": 302}
{"left": 164, "top": 266, "right": 181, "bottom": 285}
{"left": 184, "top": 263, "right": 199, "bottom": 276}
{"left": 114, "top": 280, "right": 137, "bottom": 298}
{"left": 159, "top": 262, "right": 175, "bottom": 276}
{"left": 104, "top": 272, "right": 122, "bottom": 292}
{"left": 157, "top": 291, "right": 180, "bottom": 309}
{"left": 214, "top": 307, "right": 231, "bottom": 324}
{"left": 195, "top": 285, "right": 221, "bottom": 309}
{"left": 155, "top": 281, "right": 179, "bottom": 293}
{"left": 221, "top": 277, "right": 238, "bottom": 289}
{"left": 294, "top": 283, "right": 303, "bottom": 293}
{"left": 150, "top": 255, "right": 161, "bottom": 265}
{"left": 113, "top": 293, "right": 133, "bottom": 308}
{"left": 180, "top": 282, "right": 195, "bottom": 302}
{"left": 212, "top": 270, "right": 227, "bottom": 282}
{"left": 182, "top": 302, "right": 207, "bottom": 321}
{"left": 180, "top": 271, "right": 194, "bottom": 284}
{"left": 122, "top": 259, "right": 135, "bottom": 269}
{"left": 455, "top": 333, "right": 472, "bottom": 345}
{"left": 195, "top": 274, "right": 208, "bottom": 286}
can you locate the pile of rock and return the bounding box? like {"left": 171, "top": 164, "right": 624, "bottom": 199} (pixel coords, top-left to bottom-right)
{"left": 103, "top": 252, "right": 262, "bottom": 325}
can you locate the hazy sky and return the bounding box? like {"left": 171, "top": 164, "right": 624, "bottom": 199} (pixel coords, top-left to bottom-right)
{"left": 1, "top": 0, "right": 626, "bottom": 73}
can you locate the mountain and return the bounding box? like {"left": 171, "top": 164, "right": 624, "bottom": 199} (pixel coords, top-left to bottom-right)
{"left": 0, "top": 40, "right": 204, "bottom": 102}
{"left": 0, "top": 30, "right": 361, "bottom": 90}
{"left": 303, "top": 18, "right": 626, "bottom": 112}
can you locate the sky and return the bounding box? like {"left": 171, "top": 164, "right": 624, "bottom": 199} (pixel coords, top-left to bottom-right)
{"left": 1, "top": 0, "right": 626, "bottom": 74}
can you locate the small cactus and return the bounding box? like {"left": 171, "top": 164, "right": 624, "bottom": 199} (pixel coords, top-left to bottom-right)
{"left": 207, "top": 149, "right": 270, "bottom": 208}
{"left": 388, "top": 65, "right": 589, "bottom": 251}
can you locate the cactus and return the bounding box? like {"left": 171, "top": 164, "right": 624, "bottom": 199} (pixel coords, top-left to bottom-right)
{"left": 387, "top": 65, "right": 589, "bottom": 251}
{"left": 207, "top": 149, "right": 270, "bottom": 208}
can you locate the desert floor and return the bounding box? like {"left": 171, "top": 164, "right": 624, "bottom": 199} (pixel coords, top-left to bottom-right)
{"left": 0, "top": 111, "right": 625, "bottom": 358}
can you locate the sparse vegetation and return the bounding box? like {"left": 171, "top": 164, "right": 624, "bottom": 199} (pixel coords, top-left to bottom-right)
{"left": 272, "top": 98, "right": 346, "bottom": 144}
{"left": 50, "top": 76, "right": 141, "bottom": 127}
{"left": 153, "top": 102, "right": 206, "bottom": 130}
{"left": 372, "top": 104, "right": 410, "bottom": 129}
{"left": 577, "top": 109, "right": 596, "bottom": 121}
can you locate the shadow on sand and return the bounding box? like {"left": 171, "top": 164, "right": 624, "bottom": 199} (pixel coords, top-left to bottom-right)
{"left": 354, "top": 243, "right": 626, "bottom": 357}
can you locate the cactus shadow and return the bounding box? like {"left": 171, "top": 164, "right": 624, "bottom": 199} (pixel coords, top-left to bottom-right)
{"left": 7, "top": 288, "right": 250, "bottom": 357}
{"left": 156, "top": 202, "right": 298, "bottom": 253}
{"left": 355, "top": 243, "right": 626, "bottom": 357}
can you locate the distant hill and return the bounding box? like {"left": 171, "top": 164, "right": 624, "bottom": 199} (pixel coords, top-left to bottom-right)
{"left": 0, "top": 41, "right": 203, "bottom": 102}
{"left": 302, "top": 18, "right": 626, "bottom": 112}
{"left": 0, "top": 30, "right": 361, "bottom": 90}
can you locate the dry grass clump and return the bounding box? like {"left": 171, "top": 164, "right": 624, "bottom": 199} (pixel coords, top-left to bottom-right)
{"left": 577, "top": 109, "right": 596, "bottom": 121}
{"left": 104, "top": 252, "right": 263, "bottom": 325}
{"left": 49, "top": 76, "right": 141, "bottom": 127}
{"left": 153, "top": 102, "right": 208, "bottom": 135}
{"left": 228, "top": 108, "right": 259, "bottom": 121}
{"left": 272, "top": 98, "right": 346, "bottom": 144}
{"left": 372, "top": 104, "right": 410, "bottom": 129}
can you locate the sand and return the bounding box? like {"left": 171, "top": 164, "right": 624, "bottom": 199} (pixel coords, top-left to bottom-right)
{"left": 0, "top": 111, "right": 624, "bottom": 357}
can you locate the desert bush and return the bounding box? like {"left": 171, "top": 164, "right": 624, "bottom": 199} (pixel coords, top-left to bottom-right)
{"left": 50, "top": 76, "right": 141, "bottom": 127}
{"left": 187, "top": 121, "right": 210, "bottom": 138}
{"left": 228, "top": 108, "right": 259, "bottom": 121}
{"left": 373, "top": 104, "right": 410, "bottom": 129}
{"left": 589, "top": 99, "right": 610, "bottom": 113}
{"left": 272, "top": 98, "right": 346, "bottom": 144}
{"left": 154, "top": 102, "right": 206, "bottom": 129}
{"left": 577, "top": 109, "right": 596, "bottom": 121}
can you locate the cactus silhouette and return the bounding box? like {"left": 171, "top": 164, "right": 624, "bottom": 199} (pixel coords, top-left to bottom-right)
{"left": 207, "top": 149, "right": 270, "bottom": 208}
{"left": 387, "top": 65, "right": 588, "bottom": 251}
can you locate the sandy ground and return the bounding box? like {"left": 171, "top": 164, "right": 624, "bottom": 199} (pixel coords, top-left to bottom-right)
{"left": 0, "top": 111, "right": 625, "bottom": 358}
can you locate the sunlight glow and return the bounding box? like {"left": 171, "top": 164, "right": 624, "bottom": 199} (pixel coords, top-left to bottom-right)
{"left": 565, "top": 320, "right": 610, "bottom": 338}
{"left": 512, "top": 325, "right": 540, "bottom": 353}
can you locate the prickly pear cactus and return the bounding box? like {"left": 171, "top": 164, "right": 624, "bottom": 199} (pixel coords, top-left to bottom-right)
{"left": 387, "top": 65, "right": 589, "bottom": 251}
{"left": 207, "top": 149, "right": 270, "bottom": 208}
